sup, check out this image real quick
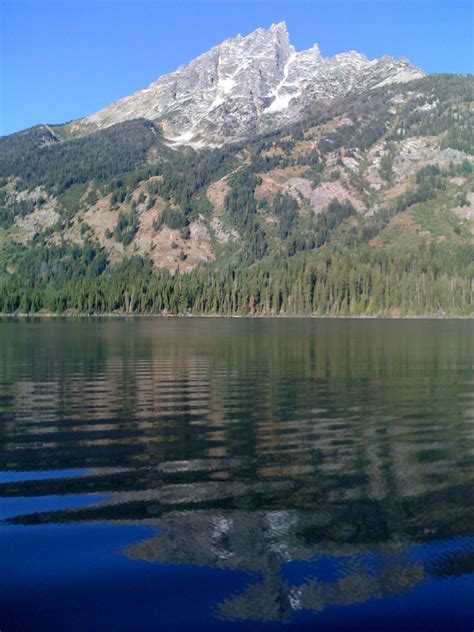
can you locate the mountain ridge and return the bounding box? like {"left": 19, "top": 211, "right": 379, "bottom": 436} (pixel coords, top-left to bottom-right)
{"left": 74, "top": 22, "right": 425, "bottom": 147}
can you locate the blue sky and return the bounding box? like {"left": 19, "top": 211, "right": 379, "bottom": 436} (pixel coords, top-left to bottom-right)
{"left": 1, "top": 0, "right": 473, "bottom": 136}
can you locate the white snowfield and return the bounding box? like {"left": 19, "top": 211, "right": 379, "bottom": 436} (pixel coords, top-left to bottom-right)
{"left": 83, "top": 22, "right": 425, "bottom": 147}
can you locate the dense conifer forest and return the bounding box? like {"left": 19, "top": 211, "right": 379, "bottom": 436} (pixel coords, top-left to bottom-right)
{"left": 0, "top": 75, "right": 472, "bottom": 316}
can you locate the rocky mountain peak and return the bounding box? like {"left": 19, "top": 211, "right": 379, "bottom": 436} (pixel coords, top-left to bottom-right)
{"left": 80, "top": 23, "right": 425, "bottom": 147}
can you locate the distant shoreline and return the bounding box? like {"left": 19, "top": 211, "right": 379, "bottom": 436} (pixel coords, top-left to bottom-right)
{"left": 1, "top": 312, "right": 472, "bottom": 320}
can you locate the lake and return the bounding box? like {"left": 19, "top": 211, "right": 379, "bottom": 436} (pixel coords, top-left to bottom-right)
{"left": 0, "top": 318, "right": 473, "bottom": 631}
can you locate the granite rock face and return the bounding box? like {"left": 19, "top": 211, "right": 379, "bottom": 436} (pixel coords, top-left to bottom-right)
{"left": 80, "top": 23, "right": 425, "bottom": 146}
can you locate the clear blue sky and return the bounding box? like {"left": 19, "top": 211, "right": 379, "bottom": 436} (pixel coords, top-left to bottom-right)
{"left": 1, "top": 0, "right": 473, "bottom": 136}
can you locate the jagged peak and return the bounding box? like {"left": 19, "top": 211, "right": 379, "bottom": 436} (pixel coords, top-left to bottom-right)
{"left": 268, "top": 21, "right": 289, "bottom": 37}
{"left": 82, "top": 22, "right": 426, "bottom": 146}
{"left": 269, "top": 20, "right": 288, "bottom": 31}
{"left": 298, "top": 42, "right": 323, "bottom": 61}
{"left": 221, "top": 21, "right": 289, "bottom": 45}
{"left": 332, "top": 51, "right": 369, "bottom": 64}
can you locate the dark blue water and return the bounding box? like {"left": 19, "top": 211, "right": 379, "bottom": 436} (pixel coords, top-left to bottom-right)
{"left": 1, "top": 318, "right": 473, "bottom": 631}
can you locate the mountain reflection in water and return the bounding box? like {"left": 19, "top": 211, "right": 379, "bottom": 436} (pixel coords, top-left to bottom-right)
{"left": 0, "top": 318, "right": 473, "bottom": 630}
{"left": 127, "top": 508, "right": 428, "bottom": 622}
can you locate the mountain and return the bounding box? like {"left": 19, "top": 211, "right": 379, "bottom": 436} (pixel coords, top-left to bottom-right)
{"left": 76, "top": 22, "right": 425, "bottom": 147}
{"left": 0, "top": 27, "right": 472, "bottom": 317}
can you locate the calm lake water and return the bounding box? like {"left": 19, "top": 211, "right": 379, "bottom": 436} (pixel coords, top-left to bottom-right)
{"left": 0, "top": 318, "right": 473, "bottom": 631}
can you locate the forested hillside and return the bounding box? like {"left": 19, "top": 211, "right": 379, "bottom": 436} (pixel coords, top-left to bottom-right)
{"left": 0, "top": 75, "right": 473, "bottom": 316}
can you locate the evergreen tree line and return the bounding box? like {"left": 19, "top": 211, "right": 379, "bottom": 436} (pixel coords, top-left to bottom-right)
{"left": 1, "top": 240, "right": 471, "bottom": 317}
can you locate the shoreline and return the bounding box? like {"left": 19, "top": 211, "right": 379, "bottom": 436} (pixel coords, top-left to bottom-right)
{"left": 1, "top": 312, "right": 472, "bottom": 321}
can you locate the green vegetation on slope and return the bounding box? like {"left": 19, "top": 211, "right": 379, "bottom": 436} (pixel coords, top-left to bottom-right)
{"left": 0, "top": 74, "right": 472, "bottom": 316}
